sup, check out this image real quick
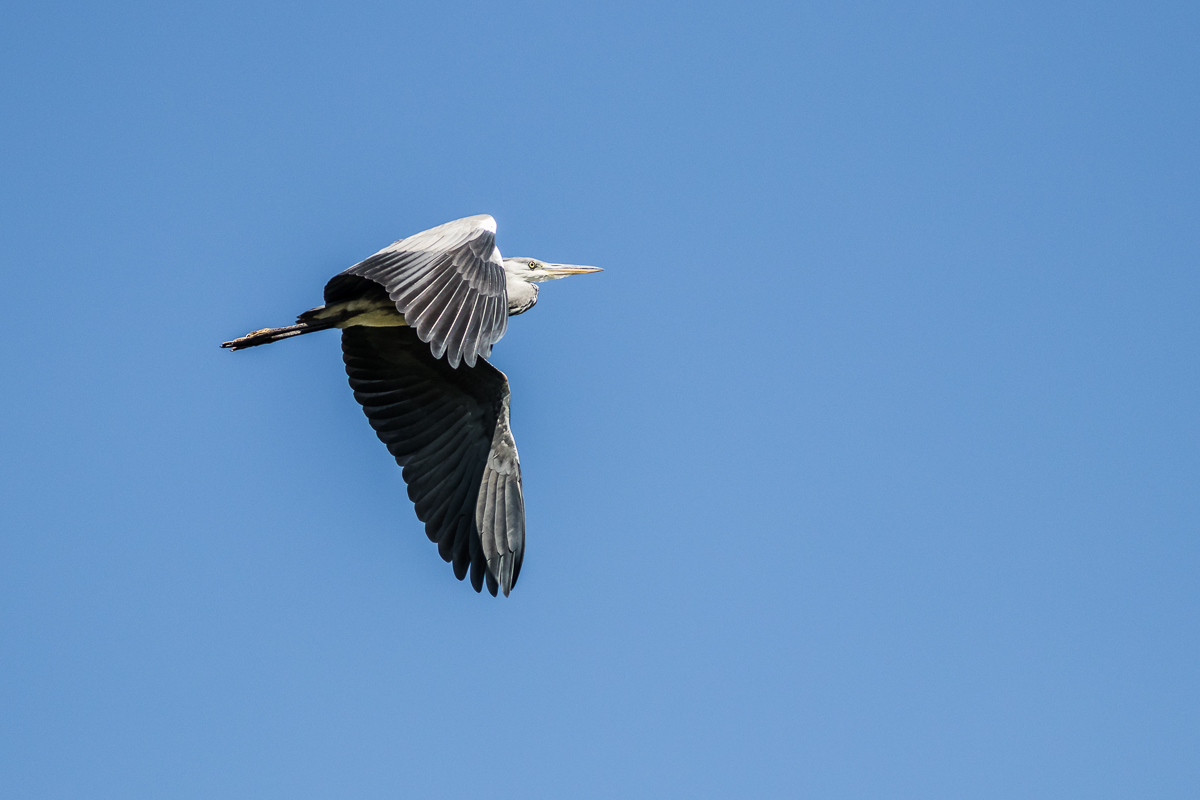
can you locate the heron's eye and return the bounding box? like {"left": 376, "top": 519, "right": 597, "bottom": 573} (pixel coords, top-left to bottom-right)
{"left": 530, "top": 261, "right": 541, "bottom": 269}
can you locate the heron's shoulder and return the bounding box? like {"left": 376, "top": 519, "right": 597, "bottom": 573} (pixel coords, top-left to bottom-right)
{"left": 428, "top": 214, "right": 495, "bottom": 235}
{"left": 460, "top": 214, "right": 497, "bottom": 233}
{"left": 382, "top": 214, "right": 496, "bottom": 253}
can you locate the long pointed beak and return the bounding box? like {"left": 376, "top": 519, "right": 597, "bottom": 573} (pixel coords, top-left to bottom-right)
{"left": 544, "top": 264, "right": 603, "bottom": 278}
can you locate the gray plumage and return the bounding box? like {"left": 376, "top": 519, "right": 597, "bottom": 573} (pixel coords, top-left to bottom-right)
{"left": 326, "top": 215, "right": 507, "bottom": 369}
{"left": 222, "top": 215, "right": 600, "bottom": 596}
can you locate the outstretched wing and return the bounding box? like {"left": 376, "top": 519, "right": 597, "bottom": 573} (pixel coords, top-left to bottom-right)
{"left": 341, "top": 326, "right": 525, "bottom": 596}
{"left": 326, "top": 215, "right": 507, "bottom": 368}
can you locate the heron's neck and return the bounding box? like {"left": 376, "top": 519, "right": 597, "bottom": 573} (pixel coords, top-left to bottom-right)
{"left": 506, "top": 276, "right": 539, "bottom": 316}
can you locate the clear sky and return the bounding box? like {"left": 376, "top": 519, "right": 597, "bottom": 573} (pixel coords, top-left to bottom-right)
{"left": 1, "top": 1, "right": 1197, "bottom": 797}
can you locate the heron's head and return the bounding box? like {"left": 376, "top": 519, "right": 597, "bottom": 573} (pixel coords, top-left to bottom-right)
{"left": 502, "top": 258, "right": 603, "bottom": 284}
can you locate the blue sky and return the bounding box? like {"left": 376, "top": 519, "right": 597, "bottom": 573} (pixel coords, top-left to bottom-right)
{"left": 1, "top": 1, "right": 1197, "bottom": 797}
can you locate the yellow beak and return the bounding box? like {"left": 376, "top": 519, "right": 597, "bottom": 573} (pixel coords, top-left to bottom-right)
{"left": 543, "top": 264, "right": 604, "bottom": 278}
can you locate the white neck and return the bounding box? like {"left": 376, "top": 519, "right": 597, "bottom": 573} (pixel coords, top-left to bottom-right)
{"left": 506, "top": 275, "right": 539, "bottom": 316}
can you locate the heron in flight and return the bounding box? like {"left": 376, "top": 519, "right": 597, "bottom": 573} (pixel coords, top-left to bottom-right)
{"left": 221, "top": 215, "right": 601, "bottom": 596}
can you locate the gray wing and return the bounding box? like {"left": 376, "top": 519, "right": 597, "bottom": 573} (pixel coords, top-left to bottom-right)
{"left": 342, "top": 326, "right": 525, "bottom": 596}
{"left": 325, "top": 215, "right": 507, "bottom": 368}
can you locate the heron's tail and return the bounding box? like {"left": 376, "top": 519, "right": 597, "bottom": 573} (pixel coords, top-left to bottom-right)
{"left": 221, "top": 318, "right": 336, "bottom": 351}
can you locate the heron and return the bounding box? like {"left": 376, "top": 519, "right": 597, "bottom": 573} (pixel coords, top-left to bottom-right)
{"left": 221, "top": 214, "right": 601, "bottom": 596}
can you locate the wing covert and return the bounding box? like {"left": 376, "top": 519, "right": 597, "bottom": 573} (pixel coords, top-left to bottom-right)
{"left": 341, "top": 326, "right": 525, "bottom": 596}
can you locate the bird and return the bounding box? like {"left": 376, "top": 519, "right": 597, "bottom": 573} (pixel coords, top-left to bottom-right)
{"left": 221, "top": 214, "right": 601, "bottom": 596}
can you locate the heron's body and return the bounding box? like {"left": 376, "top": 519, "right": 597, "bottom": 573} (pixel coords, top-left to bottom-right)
{"left": 315, "top": 293, "right": 411, "bottom": 328}
{"left": 222, "top": 215, "right": 600, "bottom": 596}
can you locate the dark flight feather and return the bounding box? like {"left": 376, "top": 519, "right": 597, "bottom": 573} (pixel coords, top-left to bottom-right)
{"left": 342, "top": 326, "right": 525, "bottom": 596}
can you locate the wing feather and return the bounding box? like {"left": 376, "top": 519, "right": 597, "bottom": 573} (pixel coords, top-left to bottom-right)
{"left": 330, "top": 215, "right": 509, "bottom": 367}
{"left": 342, "top": 325, "right": 524, "bottom": 596}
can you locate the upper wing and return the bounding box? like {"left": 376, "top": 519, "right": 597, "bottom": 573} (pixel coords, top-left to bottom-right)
{"left": 325, "top": 215, "right": 507, "bottom": 368}
{"left": 342, "top": 326, "right": 525, "bottom": 596}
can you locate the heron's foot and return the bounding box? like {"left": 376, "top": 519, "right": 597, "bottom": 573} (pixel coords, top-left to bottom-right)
{"left": 221, "top": 323, "right": 315, "bottom": 350}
